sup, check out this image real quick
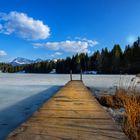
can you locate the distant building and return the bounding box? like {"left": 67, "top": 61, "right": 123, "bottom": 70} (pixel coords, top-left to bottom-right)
{"left": 83, "top": 71, "right": 97, "bottom": 74}
{"left": 50, "top": 69, "right": 56, "bottom": 74}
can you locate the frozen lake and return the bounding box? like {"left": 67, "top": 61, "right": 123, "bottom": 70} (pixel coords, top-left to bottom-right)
{"left": 0, "top": 73, "right": 135, "bottom": 139}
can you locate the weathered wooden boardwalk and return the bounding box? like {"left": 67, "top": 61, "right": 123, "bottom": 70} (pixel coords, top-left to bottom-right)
{"left": 7, "top": 80, "right": 127, "bottom": 140}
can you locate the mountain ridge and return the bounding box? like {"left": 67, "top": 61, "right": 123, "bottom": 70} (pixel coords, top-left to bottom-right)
{"left": 10, "top": 57, "right": 43, "bottom": 66}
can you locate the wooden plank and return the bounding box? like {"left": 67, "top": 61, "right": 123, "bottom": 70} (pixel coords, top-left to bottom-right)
{"left": 6, "top": 80, "right": 128, "bottom": 140}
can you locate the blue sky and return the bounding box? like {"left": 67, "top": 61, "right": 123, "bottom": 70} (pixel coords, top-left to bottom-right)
{"left": 0, "top": 0, "right": 140, "bottom": 62}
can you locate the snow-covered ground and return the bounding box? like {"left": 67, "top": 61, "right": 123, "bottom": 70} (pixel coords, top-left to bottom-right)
{"left": 0, "top": 73, "right": 135, "bottom": 139}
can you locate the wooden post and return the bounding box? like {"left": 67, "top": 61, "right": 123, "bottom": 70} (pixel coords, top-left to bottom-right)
{"left": 80, "top": 69, "right": 82, "bottom": 81}
{"left": 70, "top": 70, "right": 72, "bottom": 81}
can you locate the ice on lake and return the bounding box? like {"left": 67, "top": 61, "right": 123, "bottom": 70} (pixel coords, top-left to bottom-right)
{"left": 0, "top": 73, "right": 135, "bottom": 139}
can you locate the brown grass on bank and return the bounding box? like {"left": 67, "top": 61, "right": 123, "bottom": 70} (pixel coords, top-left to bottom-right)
{"left": 116, "top": 88, "right": 140, "bottom": 140}
{"left": 97, "top": 93, "right": 123, "bottom": 109}
{"left": 97, "top": 76, "right": 140, "bottom": 140}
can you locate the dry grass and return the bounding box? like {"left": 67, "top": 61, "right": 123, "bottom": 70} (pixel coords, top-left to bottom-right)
{"left": 97, "top": 95, "right": 122, "bottom": 108}
{"left": 97, "top": 75, "right": 140, "bottom": 140}
{"left": 116, "top": 88, "right": 140, "bottom": 140}
{"left": 118, "top": 75, "right": 140, "bottom": 140}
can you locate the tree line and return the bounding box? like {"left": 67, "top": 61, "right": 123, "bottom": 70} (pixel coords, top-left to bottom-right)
{"left": 0, "top": 37, "right": 140, "bottom": 74}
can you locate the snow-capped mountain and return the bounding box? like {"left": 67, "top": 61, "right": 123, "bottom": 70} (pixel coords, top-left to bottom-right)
{"left": 10, "top": 57, "right": 43, "bottom": 66}
{"left": 35, "top": 58, "right": 43, "bottom": 63}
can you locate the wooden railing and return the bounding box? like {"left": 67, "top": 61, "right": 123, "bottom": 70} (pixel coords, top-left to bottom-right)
{"left": 70, "top": 69, "right": 83, "bottom": 81}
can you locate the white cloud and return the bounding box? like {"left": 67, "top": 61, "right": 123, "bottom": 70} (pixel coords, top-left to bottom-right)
{"left": 51, "top": 52, "right": 62, "bottom": 57}
{"left": 0, "top": 11, "right": 50, "bottom": 40}
{"left": 54, "top": 52, "right": 62, "bottom": 55}
{"left": 0, "top": 24, "right": 2, "bottom": 30}
{"left": 33, "top": 39, "right": 98, "bottom": 53}
{"left": 0, "top": 50, "right": 7, "bottom": 56}
{"left": 75, "top": 37, "right": 98, "bottom": 46}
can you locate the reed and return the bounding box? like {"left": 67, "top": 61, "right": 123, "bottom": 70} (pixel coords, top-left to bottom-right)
{"left": 97, "top": 75, "right": 140, "bottom": 139}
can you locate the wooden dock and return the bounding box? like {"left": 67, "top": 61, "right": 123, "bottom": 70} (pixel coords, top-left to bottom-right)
{"left": 7, "top": 80, "right": 127, "bottom": 140}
